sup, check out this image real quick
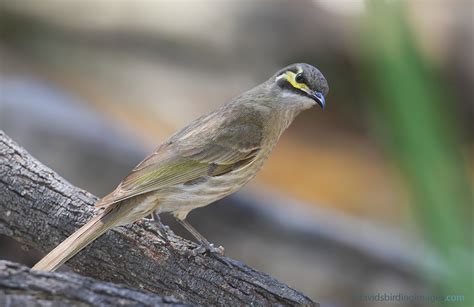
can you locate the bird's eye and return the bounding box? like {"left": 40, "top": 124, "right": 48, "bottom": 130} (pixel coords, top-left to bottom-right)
{"left": 295, "top": 73, "right": 304, "bottom": 83}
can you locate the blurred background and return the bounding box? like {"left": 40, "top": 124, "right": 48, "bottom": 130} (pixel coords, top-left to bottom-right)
{"left": 0, "top": 0, "right": 472, "bottom": 306}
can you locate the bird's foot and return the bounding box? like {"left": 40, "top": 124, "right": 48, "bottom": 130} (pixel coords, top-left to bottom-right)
{"left": 185, "top": 243, "right": 233, "bottom": 267}
{"left": 185, "top": 243, "right": 225, "bottom": 257}
{"left": 149, "top": 212, "right": 173, "bottom": 246}
{"left": 141, "top": 221, "right": 169, "bottom": 244}
{"left": 204, "top": 243, "right": 225, "bottom": 256}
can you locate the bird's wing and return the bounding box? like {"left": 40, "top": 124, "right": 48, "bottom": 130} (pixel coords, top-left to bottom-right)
{"left": 95, "top": 110, "right": 263, "bottom": 208}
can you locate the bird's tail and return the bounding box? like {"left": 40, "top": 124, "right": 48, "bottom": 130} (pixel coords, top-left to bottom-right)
{"left": 31, "top": 207, "right": 119, "bottom": 272}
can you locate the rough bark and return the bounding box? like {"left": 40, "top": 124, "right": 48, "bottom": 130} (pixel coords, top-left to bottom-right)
{"left": 0, "top": 260, "right": 186, "bottom": 306}
{"left": 0, "top": 130, "right": 316, "bottom": 306}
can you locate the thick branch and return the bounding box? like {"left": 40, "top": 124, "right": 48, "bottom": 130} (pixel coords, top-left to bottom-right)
{"left": 0, "top": 131, "right": 315, "bottom": 306}
{"left": 0, "top": 260, "right": 186, "bottom": 306}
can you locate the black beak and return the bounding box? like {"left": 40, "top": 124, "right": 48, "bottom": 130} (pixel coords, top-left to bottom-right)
{"left": 312, "top": 91, "right": 325, "bottom": 110}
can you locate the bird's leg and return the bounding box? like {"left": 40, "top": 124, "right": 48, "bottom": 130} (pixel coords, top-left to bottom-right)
{"left": 174, "top": 218, "right": 224, "bottom": 256}
{"left": 151, "top": 211, "right": 171, "bottom": 244}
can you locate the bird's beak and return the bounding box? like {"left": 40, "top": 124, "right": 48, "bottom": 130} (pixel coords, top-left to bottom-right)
{"left": 306, "top": 90, "right": 326, "bottom": 110}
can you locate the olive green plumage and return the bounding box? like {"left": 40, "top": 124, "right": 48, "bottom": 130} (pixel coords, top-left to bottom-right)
{"left": 32, "top": 63, "right": 329, "bottom": 271}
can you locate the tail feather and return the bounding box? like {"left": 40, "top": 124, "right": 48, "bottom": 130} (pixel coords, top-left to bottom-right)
{"left": 31, "top": 209, "right": 117, "bottom": 272}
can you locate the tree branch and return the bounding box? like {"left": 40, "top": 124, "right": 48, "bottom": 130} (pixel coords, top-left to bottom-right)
{"left": 0, "top": 130, "right": 316, "bottom": 306}
{"left": 0, "top": 260, "right": 186, "bottom": 306}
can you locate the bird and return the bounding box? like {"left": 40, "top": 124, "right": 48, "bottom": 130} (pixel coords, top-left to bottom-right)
{"left": 31, "top": 63, "right": 329, "bottom": 271}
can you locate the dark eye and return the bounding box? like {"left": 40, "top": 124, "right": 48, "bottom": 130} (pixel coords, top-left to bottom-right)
{"left": 295, "top": 73, "right": 304, "bottom": 83}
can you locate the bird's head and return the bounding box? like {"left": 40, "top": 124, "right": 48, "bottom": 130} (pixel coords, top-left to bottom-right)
{"left": 270, "top": 63, "right": 329, "bottom": 111}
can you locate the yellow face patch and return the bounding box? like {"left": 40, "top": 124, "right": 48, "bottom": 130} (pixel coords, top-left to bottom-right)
{"left": 279, "top": 67, "right": 309, "bottom": 91}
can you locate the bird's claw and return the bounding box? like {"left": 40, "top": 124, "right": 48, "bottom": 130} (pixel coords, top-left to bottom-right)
{"left": 184, "top": 243, "right": 232, "bottom": 267}
{"left": 185, "top": 243, "right": 225, "bottom": 257}
{"left": 206, "top": 244, "right": 225, "bottom": 256}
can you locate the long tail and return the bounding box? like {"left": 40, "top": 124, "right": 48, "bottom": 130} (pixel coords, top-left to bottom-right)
{"left": 31, "top": 208, "right": 119, "bottom": 272}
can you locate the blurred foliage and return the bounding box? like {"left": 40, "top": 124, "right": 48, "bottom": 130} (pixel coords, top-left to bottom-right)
{"left": 363, "top": 1, "right": 473, "bottom": 305}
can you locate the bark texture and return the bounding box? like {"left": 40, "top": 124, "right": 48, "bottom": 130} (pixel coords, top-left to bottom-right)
{"left": 0, "top": 131, "right": 315, "bottom": 306}
{"left": 0, "top": 260, "right": 186, "bottom": 306}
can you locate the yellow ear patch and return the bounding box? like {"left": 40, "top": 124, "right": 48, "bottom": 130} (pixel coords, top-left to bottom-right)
{"left": 280, "top": 67, "right": 309, "bottom": 91}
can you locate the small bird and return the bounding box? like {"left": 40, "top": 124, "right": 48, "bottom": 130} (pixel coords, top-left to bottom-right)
{"left": 32, "top": 63, "right": 328, "bottom": 271}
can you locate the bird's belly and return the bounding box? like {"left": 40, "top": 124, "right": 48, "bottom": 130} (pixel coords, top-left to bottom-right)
{"left": 157, "top": 167, "right": 255, "bottom": 215}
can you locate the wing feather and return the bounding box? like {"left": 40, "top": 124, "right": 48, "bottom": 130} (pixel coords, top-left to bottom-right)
{"left": 95, "top": 106, "right": 263, "bottom": 208}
